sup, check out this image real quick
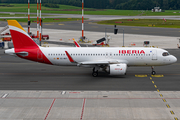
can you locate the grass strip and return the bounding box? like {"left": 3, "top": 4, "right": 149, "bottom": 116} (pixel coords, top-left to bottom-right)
{"left": 1, "top": 18, "right": 83, "bottom": 23}
{"left": 97, "top": 19, "right": 180, "bottom": 28}
{"left": 0, "top": 4, "right": 180, "bottom": 16}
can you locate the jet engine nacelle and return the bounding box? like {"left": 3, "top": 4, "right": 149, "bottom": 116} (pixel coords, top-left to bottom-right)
{"left": 108, "top": 64, "right": 127, "bottom": 75}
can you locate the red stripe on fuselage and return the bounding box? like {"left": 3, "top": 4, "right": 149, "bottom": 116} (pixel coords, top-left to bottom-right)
{"left": 16, "top": 48, "right": 52, "bottom": 65}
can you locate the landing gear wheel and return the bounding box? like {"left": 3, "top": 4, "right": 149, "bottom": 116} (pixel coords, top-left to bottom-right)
{"left": 93, "top": 67, "right": 95, "bottom": 72}
{"left": 151, "top": 66, "right": 156, "bottom": 75}
{"left": 92, "top": 71, "right": 98, "bottom": 77}
{"left": 92, "top": 67, "right": 99, "bottom": 77}
{"left": 152, "top": 71, "right": 156, "bottom": 75}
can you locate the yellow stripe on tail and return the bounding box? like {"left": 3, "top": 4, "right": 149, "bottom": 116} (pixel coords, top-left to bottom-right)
{"left": 7, "top": 20, "right": 26, "bottom": 32}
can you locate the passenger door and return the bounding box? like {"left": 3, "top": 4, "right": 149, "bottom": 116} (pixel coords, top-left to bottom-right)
{"left": 152, "top": 50, "right": 157, "bottom": 60}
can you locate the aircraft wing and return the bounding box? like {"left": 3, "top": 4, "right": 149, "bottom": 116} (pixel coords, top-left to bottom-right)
{"left": 79, "top": 61, "right": 109, "bottom": 65}
{"left": 79, "top": 59, "right": 128, "bottom": 65}
{"left": 65, "top": 51, "right": 128, "bottom": 65}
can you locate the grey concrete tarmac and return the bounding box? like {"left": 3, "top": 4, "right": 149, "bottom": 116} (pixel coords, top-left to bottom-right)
{"left": 1, "top": 13, "right": 180, "bottom": 120}
{"left": 0, "top": 49, "right": 179, "bottom": 91}
{"left": 1, "top": 20, "right": 180, "bottom": 37}
{"left": 43, "top": 21, "right": 180, "bottom": 37}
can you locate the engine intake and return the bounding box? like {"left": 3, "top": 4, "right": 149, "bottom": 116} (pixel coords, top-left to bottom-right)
{"left": 108, "top": 64, "right": 127, "bottom": 75}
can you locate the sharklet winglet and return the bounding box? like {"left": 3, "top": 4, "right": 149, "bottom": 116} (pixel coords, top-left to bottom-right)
{"left": 73, "top": 38, "right": 81, "bottom": 47}
{"left": 65, "top": 51, "right": 76, "bottom": 63}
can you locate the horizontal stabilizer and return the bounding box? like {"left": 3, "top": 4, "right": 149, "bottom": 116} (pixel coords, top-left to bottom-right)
{"left": 5, "top": 48, "right": 28, "bottom": 56}
{"left": 14, "top": 52, "right": 28, "bottom": 57}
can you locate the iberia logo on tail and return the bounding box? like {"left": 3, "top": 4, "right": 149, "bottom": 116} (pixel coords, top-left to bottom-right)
{"left": 7, "top": 20, "right": 38, "bottom": 49}
{"left": 7, "top": 20, "right": 52, "bottom": 65}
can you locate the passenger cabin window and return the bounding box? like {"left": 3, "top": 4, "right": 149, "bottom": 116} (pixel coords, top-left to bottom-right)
{"left": 162, "top": 52, "right": 170, "bottom": 56}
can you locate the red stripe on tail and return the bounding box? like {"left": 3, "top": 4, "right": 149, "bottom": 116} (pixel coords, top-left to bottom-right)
{"left": 8, "top": 20, "right": 52, "bottom": 65}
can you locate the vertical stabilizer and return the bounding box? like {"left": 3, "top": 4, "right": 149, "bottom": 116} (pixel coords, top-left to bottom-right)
{"left": 7, "top": 20, "right": 52, "bottom": 65}
{"left": 7, "top": 20, "right": 38, "bottom": 49}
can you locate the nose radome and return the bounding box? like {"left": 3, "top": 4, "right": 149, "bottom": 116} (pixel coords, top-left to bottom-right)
{"left": 172, "top": 56, "right": 177, "bottom": 63}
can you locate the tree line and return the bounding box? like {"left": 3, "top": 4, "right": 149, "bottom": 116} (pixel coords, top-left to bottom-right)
{"left": 1, "top": 0, "right": 180, "bottom": 10}
{"left": 42, "top": 3, "right": 59, "bottom": 8}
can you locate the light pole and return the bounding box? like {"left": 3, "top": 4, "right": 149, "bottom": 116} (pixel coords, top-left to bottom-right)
{"left": 105, "top": 25, "right": 125, "bottom": 47}
{"left": 82, "top": 0, "right": 84, "bottom": 38}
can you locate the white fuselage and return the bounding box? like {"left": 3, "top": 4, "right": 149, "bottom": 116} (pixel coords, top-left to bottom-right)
{"left": 6, "top": 20, "right": 177, "bottom": 76}
{"left": 40, "top": 47, "right": 177, "bottom": 67}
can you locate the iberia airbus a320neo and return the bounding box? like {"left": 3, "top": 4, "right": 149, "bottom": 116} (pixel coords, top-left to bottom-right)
{"left": 5, "top": 20, "right": 177, "bottom": 77}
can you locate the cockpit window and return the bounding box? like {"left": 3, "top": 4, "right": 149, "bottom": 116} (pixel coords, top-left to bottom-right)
{"left": 162, "top": 52, "right": 170, "bottom": 56}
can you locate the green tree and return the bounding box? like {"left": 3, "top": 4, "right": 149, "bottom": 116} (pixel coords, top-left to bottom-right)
{"left": 163, "top": 0, "right": 169, "bottom": 9}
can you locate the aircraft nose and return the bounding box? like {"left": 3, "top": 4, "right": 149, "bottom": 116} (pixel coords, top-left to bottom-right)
{"left": 171, "top": 55, "right": 177, "bottom": 63}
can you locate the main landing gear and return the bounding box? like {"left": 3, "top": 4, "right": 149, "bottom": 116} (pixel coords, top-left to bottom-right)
{"left": 92, "top": 67, "right": 99, "bottom": 77}
{"left": 151, "top": 66, "right": 156, "bottom": 75}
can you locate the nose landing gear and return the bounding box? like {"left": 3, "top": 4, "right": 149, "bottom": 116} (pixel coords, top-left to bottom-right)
{"left": 151, "top": 66, "right": 156, "bottom": 75}
{"left": 92, "top": 71, "right": 98, "bottom": 77}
